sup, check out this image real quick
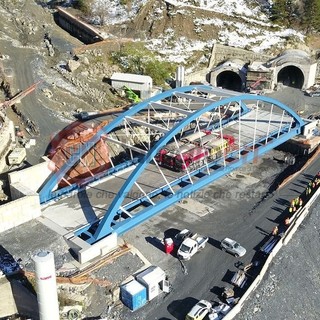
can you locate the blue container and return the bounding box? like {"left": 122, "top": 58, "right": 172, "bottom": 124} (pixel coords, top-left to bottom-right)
{"left": 120, "top": 280, "right": 147, "bottom": 311}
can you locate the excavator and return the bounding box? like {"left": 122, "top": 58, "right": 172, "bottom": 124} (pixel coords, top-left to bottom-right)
{"left": 75, "top": 85, "right": 141, "bottom": 121}
{"left": 0, "top": 81, "right": 41, "bottom": 110}
{"left": 122, "top": 85, "right": 141, "bottom": 103}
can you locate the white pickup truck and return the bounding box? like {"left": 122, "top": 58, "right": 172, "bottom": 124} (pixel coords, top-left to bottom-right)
{"left": 177, "top": 232, "right": 208, "bottom": 260}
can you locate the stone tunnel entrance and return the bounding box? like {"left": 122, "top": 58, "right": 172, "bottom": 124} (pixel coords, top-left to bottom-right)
{"left": 216, "top": 71, "right": 243, "bottom": 92}
{"left": 277, "top": 66, "right": 304, "bottom": 89}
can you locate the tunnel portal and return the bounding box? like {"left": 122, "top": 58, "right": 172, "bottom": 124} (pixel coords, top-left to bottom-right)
{"left": 277, "top": 66, "right": 304, "bottom": 89}
{"left": 216, "top": 71, "right": 243, "bottom": 92}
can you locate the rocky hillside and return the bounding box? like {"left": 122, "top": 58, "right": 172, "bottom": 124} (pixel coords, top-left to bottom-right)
{"left": 86, "top": 0, "right": 310, "bottom": 66}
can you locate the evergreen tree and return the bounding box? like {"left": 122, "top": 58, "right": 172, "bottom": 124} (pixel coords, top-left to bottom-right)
{"left": 271, "top": 0, "right": 288, "bottom": 24}
{"left": 270, "top": 0, "right": 298, "bottom": 27}
{"left": 302, "top": 0, "right": 320, "bottom": 33}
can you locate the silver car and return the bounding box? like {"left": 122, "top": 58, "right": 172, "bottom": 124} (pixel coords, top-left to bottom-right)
{"left": 220, "top": 238, "right": 246, "bottom": 257}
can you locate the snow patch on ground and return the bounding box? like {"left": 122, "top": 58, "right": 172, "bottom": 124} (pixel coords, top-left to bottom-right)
{"left": 90, "top": 0, "right": 305, "bottom": 64}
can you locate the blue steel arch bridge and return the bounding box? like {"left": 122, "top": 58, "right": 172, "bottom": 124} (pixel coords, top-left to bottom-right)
{"left": 39, "top": 85, "right": 305, "bottom": 245}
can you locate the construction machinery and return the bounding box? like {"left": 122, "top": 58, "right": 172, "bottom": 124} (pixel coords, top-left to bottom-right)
{"left": 123, "top": 85, "right": 141, "bottom": 103}
{"left": 246, "top": 76, "right": 267, "bottom": 94}
{"left": 0, "top": 81, "right": 40, "bottom": 110}
{"left": 75, "top": 105, "right": 130, "bottom": 121}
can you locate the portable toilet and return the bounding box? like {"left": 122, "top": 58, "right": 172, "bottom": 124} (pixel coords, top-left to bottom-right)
{"left": 135, "top": 266, "right": 168, "bottom": 301}
{"left": 120, "top": 279, "right": 147, "bottom": 311}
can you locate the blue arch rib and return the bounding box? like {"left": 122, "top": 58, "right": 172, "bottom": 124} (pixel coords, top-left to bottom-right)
{"left": 92, "top": 94, "right": 304, "bottom": 240}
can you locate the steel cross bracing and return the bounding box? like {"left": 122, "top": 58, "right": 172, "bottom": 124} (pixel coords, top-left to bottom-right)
{"left": 38, "top": 85, "right": 305, "bottom": 244}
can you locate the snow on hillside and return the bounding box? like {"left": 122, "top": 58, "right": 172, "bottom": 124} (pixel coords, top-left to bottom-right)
{"left": 90, "top": 0, "right": 305, "bottom": 64}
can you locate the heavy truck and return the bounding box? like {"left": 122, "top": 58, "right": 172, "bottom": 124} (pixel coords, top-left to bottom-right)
{"left": 156, "top": 142, "right": 209, "bottom": 171}
{"left": 155, "top": 131, "right": 235, "bottom": 172}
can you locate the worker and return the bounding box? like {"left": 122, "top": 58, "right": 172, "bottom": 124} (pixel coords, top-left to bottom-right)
{"left": 289, "top": 206, "right": 293, "bottom": 213}
{"left": 306, "top": 186, "right": 312, "bottom": 195}
{"left": 272, "top": 226, "right": 279, "bottom": 236}
{"left": 299, "top": 198, "right": 303, "bottom": 207}
{"left": 284, "top": 217, "right": 290, "bottom": 227}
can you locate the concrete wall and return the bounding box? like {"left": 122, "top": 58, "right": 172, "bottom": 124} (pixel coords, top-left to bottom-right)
{"left": 307, "top": 62, "right": 318, "bottom": 87}
{"left": 185, "top": 69, "right": 209, "bottom": 85}
{"left": 56, "top": 7, "right": 104, "bottom": 44}
{"left": 9, "top": 158, "right": 52, "bottom": 197}
{"left": 0, "top": 116, "right": 15, "bottom": 172}
{"left": 0, "top": 192, "right": 41, "bottom": 233}
{"left": 208, "top": 44, "right": 271, "bottom": 70}
{"left": 0, "top": 159, "right": 51, "bottom": 232}
{"left": 65, "top": 232, "right": 118, "bottom": 264}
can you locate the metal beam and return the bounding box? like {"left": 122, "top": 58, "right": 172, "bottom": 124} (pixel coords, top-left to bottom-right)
{"left": 105, "top": 136, "right": 148, "bottom": 154}
{"left": 195, "top": 86, "right": 239, "bottom": 96}
{"left": 125, "top": 116, "right": 169, "bottom": 133}
{"left": 39, "top": 87, "right": 305, "bottom": 206}
{"left": 174, "top": 92, "right": 217, "bottom": 103}
{"left": 150, "top": 102, "right": 193, "bottom": 115}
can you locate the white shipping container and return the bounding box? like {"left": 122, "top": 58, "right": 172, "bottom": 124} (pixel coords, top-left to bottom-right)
{"left": 8, "top": 147, "right": 26, "bottom": 165}
{"left": 135, "top": 266, "right": 167, "bottom": 301}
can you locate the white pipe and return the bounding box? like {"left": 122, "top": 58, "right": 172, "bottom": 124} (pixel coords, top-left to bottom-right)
{"left": 32, "top": 250, "right": 59, "bottom": 320}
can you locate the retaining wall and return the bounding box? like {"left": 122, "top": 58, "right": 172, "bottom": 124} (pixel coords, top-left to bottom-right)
{"left": 208, "top": 44, "right": 271, "bottom": 70}
{"left": 8, "top": 158, "right": 51, "bottom": 197}
{"left": 0, "top": 159, "right": 51, "bottom": 233}
{"left": 56, "top": 7, "right": 104, "bottom": 44}
{"left": 0, "top": 193, "right": 41, "bottom": 233}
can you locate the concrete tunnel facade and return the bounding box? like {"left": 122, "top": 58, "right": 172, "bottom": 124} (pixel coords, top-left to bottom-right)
{"left": 209, "top": 49, "right": 317, "bottom": 92}
{"left": 209, "top": 59, "right": 247, "bottom": 92}
{"left": 277, "top": 65, "right": 305, "bottom": 89}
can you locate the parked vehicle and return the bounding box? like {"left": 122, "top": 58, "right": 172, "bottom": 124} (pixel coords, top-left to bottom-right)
{"left": 185, "top": 300, "right": 212, "bottom": 320}
{"left": 173, "top": 229, "right": 195, "bottom": 246}
{"left": 177, "top": 233, "right": 208, "bottom": 260}
{"left": 220, "top": 238, "right": 246, "bottom": 257}
{"left": 309, "top": 91, "right": 320, "bottom": 97}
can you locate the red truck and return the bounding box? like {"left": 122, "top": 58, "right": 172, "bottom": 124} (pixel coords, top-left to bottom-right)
{"left": 156, "top": 142, "right": 209, "bottom": 171}
{"left": 155, "top": 132, "right": 235, "bottom": 172}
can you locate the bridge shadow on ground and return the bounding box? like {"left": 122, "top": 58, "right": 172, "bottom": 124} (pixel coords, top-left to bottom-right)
{"left": 77, "top": 190, "right": 98, "bottom": 223}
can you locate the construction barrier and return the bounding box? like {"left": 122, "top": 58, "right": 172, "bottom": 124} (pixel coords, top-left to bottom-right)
{"left": 223, "top": 177, "right": 320, "bottom": 320}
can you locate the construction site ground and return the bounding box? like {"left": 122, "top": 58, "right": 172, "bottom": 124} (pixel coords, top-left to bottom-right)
{"left": 0, "top": 1, "right": 320, "bottom": 319}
